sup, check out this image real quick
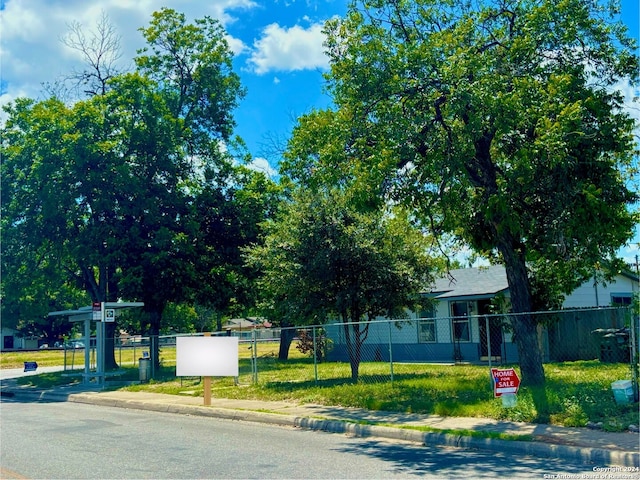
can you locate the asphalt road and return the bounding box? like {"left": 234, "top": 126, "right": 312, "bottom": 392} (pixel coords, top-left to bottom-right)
{"left": 0, "top": 399, "right": 601, "bottom": 479}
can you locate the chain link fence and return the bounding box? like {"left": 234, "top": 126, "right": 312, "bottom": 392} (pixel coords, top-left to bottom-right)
{"left": 107, "top": 306, "right": 636, "bottom": 387}
{"left": 279, "top": 306, "right": 636, "bottom": 383}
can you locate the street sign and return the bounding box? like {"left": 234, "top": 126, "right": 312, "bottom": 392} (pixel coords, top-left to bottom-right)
{"left": 23, "top": 361, "right": 38, "bottom": 372}
{"left": 491, "top": 368, "right": 521, "bottom": 397}
{"left": 92, "top": 302, "right": 102, "bottom": 321}
{"left": 104, "top": 309, "right": 115, "bottom": 322}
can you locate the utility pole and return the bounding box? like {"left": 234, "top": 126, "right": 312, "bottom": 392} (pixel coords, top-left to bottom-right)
{"left": 632, "top": 254, "right": 639, "bottom": 401}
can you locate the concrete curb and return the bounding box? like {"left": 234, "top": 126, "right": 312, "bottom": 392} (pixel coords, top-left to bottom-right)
{"left": 7, "top": 388, "right": 639, "bottom": 468}
{"left": 289, "top": 416, "right": 639, "bottom": 468}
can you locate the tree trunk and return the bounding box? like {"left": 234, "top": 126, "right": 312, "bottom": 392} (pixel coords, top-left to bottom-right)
{"left": 104, "top": 322, "right": 119, "bottom": 371}
{"left": 343, "top": 322, "right": 361, "bottom": 383}
{"left": 497, "top": 234, "right": 549, "bottom": 419}
{"left": 216, "top": 312, "right": 223, "bottom": 332}
{"left": 148, "top": 310, "right": 162, "bottom": 375}
{"left": 278, "top": 326, "right": 296, "bottom": 360}
{"left": 499, "top": 238, "right": 546, "bottom": 387}
{"left": 468, "top": 131, "right": 548, "bottom": 416}
{"left": 85, "top": 265, "right": 120, "bottom": 371}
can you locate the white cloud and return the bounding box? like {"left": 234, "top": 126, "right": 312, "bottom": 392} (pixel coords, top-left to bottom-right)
{"left": 247, "top": 22, "right": 328, "bottom": 74}
{"left": 1, "top": 1, "right": 47, "bottom": 41}
{"left": 0, "top": 0, "right": 253, "bottom": 103}
{"left": 225, "top": 35, "right": 247, "bottom": 56}
{"left": 246, "top": 157, "right": 277, "bottom": 177}
{"left": 614, "top": 78, "right": 640, "bottom": 128}
{"left": 620, "top": 241, "right": 639, "bottom": 267}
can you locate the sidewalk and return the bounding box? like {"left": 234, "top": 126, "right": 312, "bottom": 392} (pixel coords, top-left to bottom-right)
{"left": 2, "top": 379, "right": 638, "bottom": 468}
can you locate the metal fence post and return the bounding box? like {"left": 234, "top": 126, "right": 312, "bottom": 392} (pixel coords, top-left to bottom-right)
{"left": 486, "top": 315, "right": 493, "bottom": 390}
{"left": 630, "top": 305, "right": 638, "bottom": 401}
{"left": 313, "top": 327, "right": 319, "bottom": 384}
{"left": 252, "top": 329, "right": 258, "bottom": 384}
{"left": 150, "top": 335, "right": 157, "bottom": 379}
{"left": 388, "top": 321, "right": 394, "bottom": 383}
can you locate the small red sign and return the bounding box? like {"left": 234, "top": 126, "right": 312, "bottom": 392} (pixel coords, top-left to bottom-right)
{"left": 92, "top": 302, "right": 102, "bottom": 321}
{"left": 491, "top": 368, "right": 521, "bottom": 397}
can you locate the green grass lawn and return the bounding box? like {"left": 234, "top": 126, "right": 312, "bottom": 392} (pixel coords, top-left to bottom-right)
{"left": 3, "top": 344, "right": 637, "bottom": 432}
{"left": 0, "top": 346, "right": 150, "bottom": 369}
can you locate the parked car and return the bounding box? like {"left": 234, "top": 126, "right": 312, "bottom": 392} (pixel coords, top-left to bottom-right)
{"left": 64, "top": 341, "right": 85, "bottom": 349}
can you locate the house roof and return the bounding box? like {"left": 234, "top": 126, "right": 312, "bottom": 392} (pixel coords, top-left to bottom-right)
{"left": 619, "top": 268, "right": 640, "bottom": 282}
{"left": 427, "top": 265, "right": 509, "bottom": 299}
{"left": 223, "top": 317, "right": 271, "bottom": 330}
{"left": 424, "top": 263, "right": 638, "bottom": 302}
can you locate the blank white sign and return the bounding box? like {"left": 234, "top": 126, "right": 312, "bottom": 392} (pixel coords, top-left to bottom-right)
{"left": 176, "top": 336, "right": 239, "bottom": 377}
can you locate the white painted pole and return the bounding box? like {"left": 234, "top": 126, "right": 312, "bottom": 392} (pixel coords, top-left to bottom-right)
{"left": 203, "top": 332, "right": 211, "bottom": 406}
{"left": 84, "top": 318, "right": 91, "bottom": 385}
{"left": 96, "top": 302, "right": 105, "bottom": 385}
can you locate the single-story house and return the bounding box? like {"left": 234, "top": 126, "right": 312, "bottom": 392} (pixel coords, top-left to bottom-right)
{"left": 223, "top": 317, "right": 276, "bottom": 340}
{"left": 223, "top": 317, "right": 272, "bottom": 331}
{"left": 1, "top": 326, "right": 39, "bottom": 350}
{"left": 326, "top": 265, "right": 638, "bottom": 364}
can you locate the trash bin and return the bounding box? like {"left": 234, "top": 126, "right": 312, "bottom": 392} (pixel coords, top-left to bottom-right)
{"left": 611, "top": 380, "right": 635, "bottom": 405}
{"left": 592, "top": 328, "right": 630, "bottom": 363}
{"left": 139, "top": 357, "right": 151, "bottom": 382}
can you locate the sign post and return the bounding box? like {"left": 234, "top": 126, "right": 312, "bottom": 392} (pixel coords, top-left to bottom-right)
{"left": 491, "top": 368, "right": 521, "bottom": 407}
{"left": 92, "top": 302, "right": 101, "bottom": 320}
{"left": 203, "top": 332, "right": 212, "bottom": 406}
{"left": 96, "top": 302, "right": 104, "bottom": 382}
{"left": 176, "top": 335, "right": 239, "bottom": 406}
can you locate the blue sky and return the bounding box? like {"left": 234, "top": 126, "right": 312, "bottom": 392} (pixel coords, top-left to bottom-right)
{"left": 1, "top": 0, "right": 638, "bottom": 263}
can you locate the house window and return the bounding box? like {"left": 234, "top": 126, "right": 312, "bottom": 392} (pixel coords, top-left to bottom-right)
{"left": 452, "top": 318, "right": 470, "bottom": 342}
{"left": 611, "top": 294, "right": 632, "bottom": 306}
{"left": 418, "top": 319, "right": 436, "bottom": 342}
{"left": 450, "top": 301, "right": 470, "bottom": 342}
{"left": 417, "top": 306, "right": 436, "bottom": 343}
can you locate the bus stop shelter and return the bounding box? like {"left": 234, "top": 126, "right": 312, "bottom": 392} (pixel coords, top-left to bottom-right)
{"left": 48, "top": 302, "right": 144, "bottom": 385}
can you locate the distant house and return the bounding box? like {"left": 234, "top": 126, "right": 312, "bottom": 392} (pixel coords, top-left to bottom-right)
{"left": 222, "top": 317, "right": 276, "bottom": 340}
{"left": 223, "top": 317, "right": 271, "bottom": 331}
{"left": 1, "top": 326, "right": 39, "bottom": 350}
{"left": 1, "top": 326, "right": 19, "bottom": 350}
{"left": 326, "top": 266, "right": 638, "bottom": 364}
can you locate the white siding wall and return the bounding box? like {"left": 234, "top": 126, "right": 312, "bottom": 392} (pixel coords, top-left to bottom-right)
{"left": 433, "top": 301, "right": 451, "bottom": 342}
{"left": 434, "top": 300, "right": 449, "bottom": 320}
{"left": 562, "top": 274, "right": 637, "bottom": 309}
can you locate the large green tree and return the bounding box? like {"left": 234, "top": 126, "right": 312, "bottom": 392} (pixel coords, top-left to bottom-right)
{"left": 189, "top": 166, "right": 282, "bottom": 331}
{"left": 245, "top": 188, "right": 437, "bottom": 381}
{"left": 0, "top": 98, "right": 91, "bottom": 345}
{"left": 117, "top": 9, "right": 247, "bottom": 363}
{"left": 282, "top": 0, "right": 638, "bottom": 391}
{"left": 1, "top": 9, "right": 249, "bottom": 369}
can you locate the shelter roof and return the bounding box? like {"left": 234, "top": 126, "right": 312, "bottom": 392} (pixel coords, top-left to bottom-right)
{"left": 48, "top": 302, "right": 144, "bottom": 321}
